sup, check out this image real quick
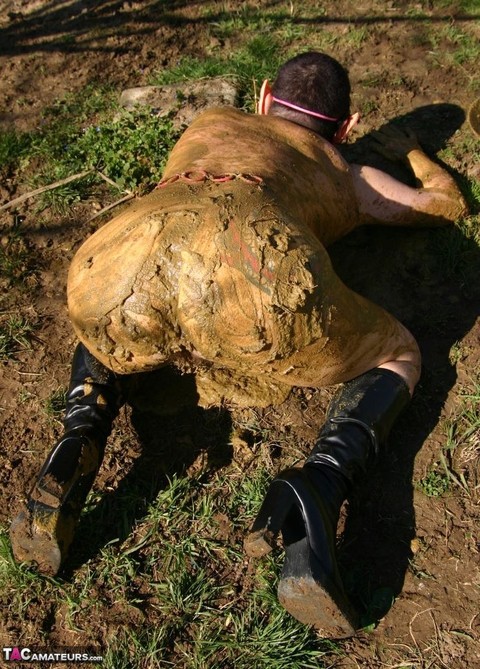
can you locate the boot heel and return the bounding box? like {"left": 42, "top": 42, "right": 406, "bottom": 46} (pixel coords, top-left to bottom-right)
{"left": 244, "top": 478, "right": 297, "bottom": 558}
{"left": 245, "top": 467, "right": 358, "bottom": 637}
{"left": 278, "top": 536, "right": 358, "bottom": 638}
{"left": 10, "top": 431, "right": 103, "bottom": 575}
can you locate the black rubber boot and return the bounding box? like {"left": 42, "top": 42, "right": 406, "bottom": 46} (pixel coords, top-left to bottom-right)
{"left": 244, "top": 368, "right": 410, "bottom": 638}
{"left": 10, "top": 343, "right": 123, "bottom": 575}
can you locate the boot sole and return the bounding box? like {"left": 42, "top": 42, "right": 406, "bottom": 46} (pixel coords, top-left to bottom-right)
{"left": 10, "top": 508, "right": 65, "bottom": 576}
{"left": 278, "top": 537, "right": 357, "bottom": 638}
{"left": 278, "top": 575, "right": 356, "bottom": 638}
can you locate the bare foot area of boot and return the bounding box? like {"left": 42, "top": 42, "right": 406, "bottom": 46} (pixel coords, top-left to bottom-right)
{"left": 278, "top": 575, "right": 357, "bottom": 639}
{"left": 9, "top": 508, "right": 63, "bottom": 576}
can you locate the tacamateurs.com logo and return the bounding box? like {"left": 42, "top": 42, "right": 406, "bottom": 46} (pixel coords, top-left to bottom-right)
{"left": 2, "top": 646, "right": 103, "bottom": 663}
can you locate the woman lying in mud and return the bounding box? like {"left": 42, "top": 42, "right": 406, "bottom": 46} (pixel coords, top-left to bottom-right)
{"left": 10, "top": 52, "right": 467, "bottom": 638}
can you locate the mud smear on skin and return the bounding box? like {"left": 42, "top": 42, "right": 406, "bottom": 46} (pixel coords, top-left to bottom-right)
{"left": 68, "top": 176, "right": 333, "bottom": 407}
{"left": 67, "top": 109, "right": 411, "bottom": 406}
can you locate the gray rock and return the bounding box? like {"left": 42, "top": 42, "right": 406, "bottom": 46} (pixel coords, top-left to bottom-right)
{"left": 119, "top": 78, "right": 240, "bottom": 129}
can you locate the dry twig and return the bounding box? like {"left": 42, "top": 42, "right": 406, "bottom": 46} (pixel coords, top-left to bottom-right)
{"left": 87, "top": 193, "right": 135, "bottom": 222}
{"left": 0, "top": 170, "right": 94, "bottom": 213}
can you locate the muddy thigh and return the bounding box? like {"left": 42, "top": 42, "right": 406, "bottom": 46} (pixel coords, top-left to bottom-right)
{"left": 267, "top": 252, "right": 416, "bottom": 389}
{"left": 67, "top": 184, "right": 205, "bottom": 372}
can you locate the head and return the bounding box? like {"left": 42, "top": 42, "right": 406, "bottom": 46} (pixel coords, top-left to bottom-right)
{"left": 258, "top": 52, "right": 359, "bottom": 143}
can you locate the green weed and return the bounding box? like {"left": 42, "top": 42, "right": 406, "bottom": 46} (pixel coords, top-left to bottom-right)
{"left": 41, "top": 84, "right": 118, "bottom": 129}
{"left": 72, "top": 470, "right": 337, "bottom": 667}
{"left": 449, "top": 340, "right": 471, "bottom": 364}
{"left": 102, "top": 627, "right": 171, "bottom": 669}
{"left": 30, "top": 107, "right": 179, "bottom": 201}
{"left": 360, "top": 99, "right": 380, "bottom": 117}
{"left": 188, "top": 590, "right": 337, "bottom": 668}
{"left": 0, "top": 224, "right": 35, "bottom": 285}
{"left": 206, "top": 6, "right": 276, "bottom": 39}
{"left": 0, "top": 130, "right": 32, "bottom": 171}
{"left": 44, "top": 388, "right": 67, "bottom": 421}
{"left": 416, "top": 380, "right": 479, "bottom": 500}
{"left": 461, "top": 176, "right": 480, "bottom": 215}
{"left": 275, "top": 21, "right": 309, "bottom": 43}
{"left": 441, "top": 25, "right": 480, "bottom": 65}
{"left": 432, "top": 218, "right": 479, "bottom": 285}
{"left": 227, "top": 466, "right": 271, "bottom": 527}
{"left": 34, "top": 165, "right": 86, "bottom": 214}
{"left": 0, "top": 314, "right": 34, "bottom": 360}
{"left": 70, "top": 109, "right": 178, "bottom": 192}
{"left": 428, "top": 23, "right": 480, "bottom": 86}
{"left": 307, "top": 29, "right": 339, "bottom": 52}
{"left": 416, "top": 468, "right": 450, "bottom": 497}
{"left": 345, "top": 26, "right": 369, "bottom": 48}
{"left": 442, "top": 379, "right": 480, "bottom": 495}
{"left": 427, "top": 0, "right": 480, "bottom": 11}
{"left": 3, "top": 86, "right": 180, "bottom": 214}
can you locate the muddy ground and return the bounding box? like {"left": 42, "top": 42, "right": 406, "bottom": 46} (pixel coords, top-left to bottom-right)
{"left": 0, "top": 1, "right": 479, "bottom": 667}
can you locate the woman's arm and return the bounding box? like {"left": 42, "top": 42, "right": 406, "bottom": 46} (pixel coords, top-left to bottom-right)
{"left": 350, "top": 127, "right": 468, "bottom": 227}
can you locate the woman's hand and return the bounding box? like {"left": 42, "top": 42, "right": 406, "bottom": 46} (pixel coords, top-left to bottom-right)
{"left": 370, "top": 125, "right": 422, "bottom": 163}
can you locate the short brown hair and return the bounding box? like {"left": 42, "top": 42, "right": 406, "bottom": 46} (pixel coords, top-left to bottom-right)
{"left": 270, "top": 52, "right": 351, "bottom": 139}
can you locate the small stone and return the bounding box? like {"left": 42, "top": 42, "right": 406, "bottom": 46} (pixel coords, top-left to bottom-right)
{"left": 119, "top": 78, "right": 240, "bottom": 129}
{"left": 410, "top": 537, "right": 421, "bottom": 554}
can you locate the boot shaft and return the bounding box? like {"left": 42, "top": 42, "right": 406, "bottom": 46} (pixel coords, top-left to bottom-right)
{"left": 35, "top": 344, "right": 124, "bottom": 493}
{"left": 326, "top": 368, "right": 411, "bottom": 453}
{"left": 63, "top": 344, "right": 123, "bottom": 435}
{"left": 306, "top": 368, "right": 410, "bottom": 484}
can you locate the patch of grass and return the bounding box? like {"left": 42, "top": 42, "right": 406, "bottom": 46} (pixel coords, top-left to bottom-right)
{"left": 41, "top": 84, "right": 118, "bottom": 130}
{"left": 205, "top": 5, "right": 277, "bottom": 39}
{"left": 416, "top": 468, "right": 450, "bottom": 497}
{"left": 4, "top": 85, "right": 180, "bottom": 214}
{"left": 15, "top": 85, "right": 117, "bottom": 176}
{"left": 30, "top": 106, "right": 179, "bottom": 207}
{"left": 360, "top": 72, "right": 388, "bottom": 89}
{"left": 1, "top": 525, "right": 107, "bottom": 646}
{"left": 0, "top": 314, "right": 34, "bottom": 360}
{"left": 150, "top": 35, "right": 285, "bottom": 109}
{"left": 187, "top": 578, "right": 338, "bottom": 669}
{"left": 449, "top": 340, "right": 472, "bottom": 364}
{"left": 0, "top": 527, "right": 57, "bottom": 620}
{"left": 360, "top": 99, "right": 380, "bottom": 117}
{"left": 203, "top": 3, "right": 325, "bottom": 45}
{"left": 460, "top": 177, "right": 480, "bottom": 217}
{"left": 426, "top": 0, "right": 480, "bottom": 11}
{"left": 51, "top": 470, "right": 336, "bottom": 667}
{"left": 428, "top": 23, "right": 480, "bottom": 84}
{"left": 442, "top": 379, "right": 480, "bottom": 495}
{"left": 461, "top": 0, "right": 480, "bottom": 12}
{"left": 441, "top": 24, "right": 480, "bottom": 65}
{"left": 227, "top": 466, "right": 271, "bottom": 527}
{"left": 0, "top": 129, "right": 32, "bottom": 171}
{"left": 415, "top": 378, "right": 479, "bottom": 500}
{"left": 44, "top": 388, "right": 67, "bottom": 422}
{"left": 68, "top": 109, "right": 178, "bottom": 192}
{"left": 102, "top": 627, "right": 170, "bottom": 669}
{"left": 34, "top": 164, "right": 86, "bottom": 214}
{"left": 0, "top": 223, "right": 35, "bottom": 285}
{"left": 432, "top": 216, "right": 479, "bottom": 287}
{"left": 344, "top": 26, "right": 369, "bottom": 48}
{"left": 315, "top": 33, "right": 344, "bottom": 54}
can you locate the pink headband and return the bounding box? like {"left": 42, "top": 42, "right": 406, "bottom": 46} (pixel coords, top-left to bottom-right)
{"left": 271, "top": 96, "right": 339, "bottom": 122}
